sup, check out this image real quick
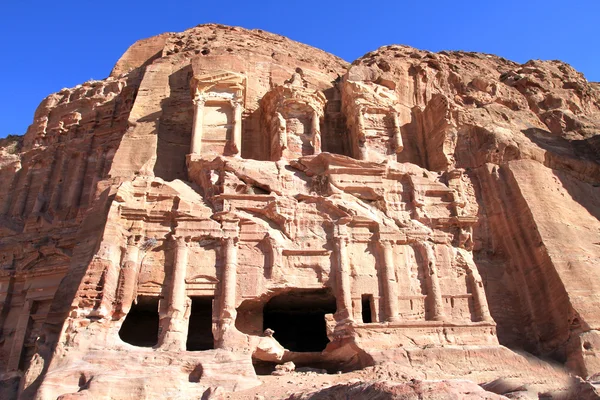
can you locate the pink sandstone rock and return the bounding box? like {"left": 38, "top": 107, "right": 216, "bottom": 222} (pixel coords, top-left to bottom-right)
{"left": 287, "top": 379, "right": 509, "bottom": 399}
{"left": 0, "top": 23, "right": 599, "bottom": 399}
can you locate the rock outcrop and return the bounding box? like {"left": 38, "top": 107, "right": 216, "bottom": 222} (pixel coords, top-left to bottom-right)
{"left": 0, "top": 24, "right": 599, "bottom": 400}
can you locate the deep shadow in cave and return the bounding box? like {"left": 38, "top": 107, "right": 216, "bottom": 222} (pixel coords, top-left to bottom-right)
{"left": 263, "top": 289, "right": 336, "bottom": 353}
{"left": 118, "top": 296, "right": 160, "bottom": 347}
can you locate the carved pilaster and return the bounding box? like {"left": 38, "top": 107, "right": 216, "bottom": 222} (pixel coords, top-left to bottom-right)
{"left": 190, "top": 95, "right": 206, "bottom": 155}
{"left": 117, "top": 238, "right": 140, "bottom": 315}
{"left": 334, "top": 225, "right": 354, "bottom": 323}
{"left": 392, "top": 111, "right": 404, "bottom": 153}
{"left": 232, "top": 100, "right": 243, "bottom": 156}
{"left": 379, "top": 239, "right": 400, "bottom": 322}
{"left": 220, "top": 236, "right": 238, "bottom": 323}
{"left": 69, "top": 151, "right": 87, "bottom": 208}
{"left": 97, "top": 242, "right": 123, "bottom": 317}
{"left": 170, "top": 237, "right": 189, "bottom": 320}
{"left": 11, "top": 166, "right": 32, "bottom": 217}
{"left": 416, "top": 241, "right": 445, "bottom": 321}
{"left": 312, "top": 110, "right": 321, "bottom": 155}
{"left": 87, "top": 148, "right": 106, "bottom": 205}
{"left": 214, "top": 234, "right": 241, "bottom": 349}
{"left": 7, "top": 300, "right": 32, "bottom": 371}
{"left": 49, "top": 151, "right": 69, "bottom": 213}
{"left": 457, "top": 248, "right": 493, "bottom": 322}
{"left": 32, "top": 158, "right": 55, "bottom": 214}
{"left": 356, "top": 110, "right": 367, "bottom": 160}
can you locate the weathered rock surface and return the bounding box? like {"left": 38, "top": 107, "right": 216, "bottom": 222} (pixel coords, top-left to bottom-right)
{"left": 0, "top": 23, "right": 599, "bottom": 399}
{"left": 287, "top": 379, "right": 508, "bottom": 400}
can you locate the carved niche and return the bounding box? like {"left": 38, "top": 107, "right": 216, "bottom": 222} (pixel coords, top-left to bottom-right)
{"left": 189, "top": 70, "right": 246, "bottom": 156}
{"left": 342, "top": 77, "right": 404, "bottom": 162}
{"left": 260, "top": 73, "right": 326, "bottom": 160}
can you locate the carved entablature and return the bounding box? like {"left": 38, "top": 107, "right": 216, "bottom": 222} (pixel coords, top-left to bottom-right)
{"left": 260, "top": 77, "right": 326, "bottom": 160}
{"left": 186, "top": 275, "right": 218, "bottom": 297}
{"left": 342, "top": 78, "right": 403, "bottom": 162}
{"left": 189, "top": 70, "right": 247, "bottom": 156}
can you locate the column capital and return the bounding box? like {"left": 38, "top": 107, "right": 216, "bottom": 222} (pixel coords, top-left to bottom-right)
{"left": 221, "top": 235, "right": 239, "bottom": 245}
{"left": 334, "top": 221, "right": 351, "bottom": 236}
{"left": 229, "top": 98, "right": 244, "bottom": 109}
{"left": 378, "top": 237, "right": 395, "bottom": 248}
{"left": 334, "top": 236, "right": 350, "bottom": 248}
{"left": 173, "top": 235, "right": 188, "bottom": 247}
{"left": 192, "top": 94, "right": 206, "bottom": 106}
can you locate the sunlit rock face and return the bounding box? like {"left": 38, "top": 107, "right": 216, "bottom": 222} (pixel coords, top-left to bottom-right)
{"left": 1, "top": 23, "right": 600, "bottom": 400}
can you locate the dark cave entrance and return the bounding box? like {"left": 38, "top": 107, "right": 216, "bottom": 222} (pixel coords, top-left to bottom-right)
{"left": 263, "top": 289, "right": 337, "bottom": 352}
{"left": 186, "top": 296, "right": 215, "bottom": 351}
{"left": 119, "top": 296, "right": 160, "bottom": 347}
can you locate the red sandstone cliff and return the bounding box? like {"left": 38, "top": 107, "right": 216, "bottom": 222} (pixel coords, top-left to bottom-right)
{"left": 0, "top": 24, "right": 599, "bottom": 400}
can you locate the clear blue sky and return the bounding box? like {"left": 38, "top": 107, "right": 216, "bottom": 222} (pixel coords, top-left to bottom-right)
{"left": 1, "top": 0, "right": 598, "bottom": 139}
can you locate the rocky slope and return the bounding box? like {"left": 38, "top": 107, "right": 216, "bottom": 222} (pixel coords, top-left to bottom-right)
{"left": 0, "top": 24, "right": 599, "bottom": 400}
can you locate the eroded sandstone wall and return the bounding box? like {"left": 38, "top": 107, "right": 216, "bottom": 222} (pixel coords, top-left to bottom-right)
{"left": 345, "top": 45, "right": 600, "bottom": 368}
{"left": 0, "top": 71, "right": 142, "bottom": 378}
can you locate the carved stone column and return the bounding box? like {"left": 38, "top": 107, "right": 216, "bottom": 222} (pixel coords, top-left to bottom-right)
{"left": 190, "top": 96, "right": 206, "bottom": 155}
{"left": 49, "top": 151, "right": 68, "bottom": 212}
{"left": 220, "top": 237, "right": 238, "bottom": 322}
{"left": 7, "top": 300, "right": 32, "bottom": 371}
{"left": 97, "top": 242, "right": 123, "bottom": 317}
{"left": 379, "top": 240, "right": 400, "bottom": 322}
{"left": 11, "top": 167, "right": 32, "bottom": 217}
{"left": 33, "top": 160, "right": 54, "bottom": 214}
{"left": 232, "top": 100, "right": 243, "bottom": 156}
{"left": 311, "top": 110, "right": 321, "bottom": 155}
{"left": 457, "top": 248, "right": 493, "bottom": 322}
{"left": 469, "top": 270, "right": 493, "bottom": 322}
{"left": 169, "top": 237, "right": 189, "bottom": 321}
{"left": 418, "top": 242, "right": 445, "bottom": 321}
{"left": 215, "top": 235, "right": 240, "bottom": 349}
{"left": 69, "top": 151, "right": 88, "bottom": 208}
{"left": 356, "top": 110, "right": 368, "bottom": 160}
{"left": 334, "top": 225, "right": 353, "bottom": 323}
{"left": 160, "top": 236, "right": 190, "bottom": 351}
{"left": 118, "top": 238, "right": 140, "bottom": 315}
{"left": 392, "top": 111, "right": 404, "bottom": 153}
{"left": 87, "top": 148, "right": 106, "bottom": 205}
